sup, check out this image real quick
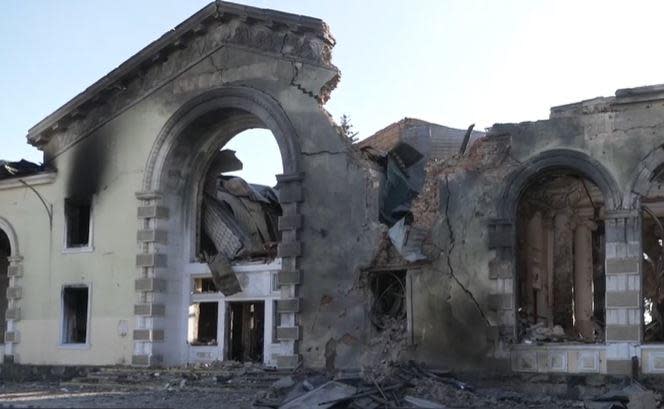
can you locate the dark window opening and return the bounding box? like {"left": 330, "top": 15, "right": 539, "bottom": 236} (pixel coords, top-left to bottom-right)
{"left": 227, "top": 301, "right": 264, "bottom": 362}
{"left": 642, "top": 206, "right": 664, "bottom": 343}
{"left": 0, "top": 231, "right": 10, "bottom": 342}
{"left": 192, "top": 277, "right": 218, "bottom": 294}
{"left": 189, "top": 302, "right": 218, "bottom": 346}
{"left": 517, "top": 172, "right": 605, "bottom": 343}
{"left": 369, "top": 270, "right": 406, "bottom": 332}
{"left": 62, "top": 287, "right": 89, "bottom": 344}
{"left": 65, "top": 198, "right": 91, "bottom": 248}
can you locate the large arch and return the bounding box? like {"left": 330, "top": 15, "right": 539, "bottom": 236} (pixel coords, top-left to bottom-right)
{"left": 143, "top": 86, "right": 302, "bottom": 192}
{"left": 0, "top": 216, "right": 21, "bottom": 360}
{"left": 498, "top": 149, "right": 623, "bottom": 221}
{"left": 630, "top": 144, "right": 664, "bottom": 343}
{"left": 489, "top": 149, "right": 622, "bottom": 344}
{"left": 0, "top": 217, "right": 19, "bottom": 258}
{"left": 630, "top": 143, "right": 664, "bottom": 199}
{"left": 135, "top": 86, "right": 304, "bottom": 368}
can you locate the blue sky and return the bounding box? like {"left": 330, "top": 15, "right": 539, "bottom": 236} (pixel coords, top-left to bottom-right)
{"left": 2, "top": 1, "right": 664, "bottom": 185}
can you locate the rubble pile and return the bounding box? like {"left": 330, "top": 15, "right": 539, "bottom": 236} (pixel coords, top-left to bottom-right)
{"left": 0, "top": 361, "right": 662, "bottom": 408}
{"left": 65, "top": 361, "right": 280, "bottom": 391}
{"left": 254, "top": 361, "right": 653, "bottom": 409}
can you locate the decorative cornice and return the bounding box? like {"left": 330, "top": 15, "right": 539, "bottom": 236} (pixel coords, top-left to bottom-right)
{"left": 27, "top": 0, "right": 336, "bottom": 150}
{"left": 0, "top": 172, "right": 56, "bottom": 191}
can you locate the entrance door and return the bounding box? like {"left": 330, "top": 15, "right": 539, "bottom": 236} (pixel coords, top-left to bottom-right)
{"left": 227, "top": 301, "right": 264, "bottom": 362}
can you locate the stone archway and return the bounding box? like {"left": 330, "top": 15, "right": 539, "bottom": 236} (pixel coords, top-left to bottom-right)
{"left": 488, "top": 149, "right": 625, "bottom": 342}
{"left": 0, "top": 217, "right": 22, "bottom": 360}
{"left": 135, "top": 86, "right": 304, "bottom": 368}
{"left": 630, "top": 144, "right": 664, "bottom": 342}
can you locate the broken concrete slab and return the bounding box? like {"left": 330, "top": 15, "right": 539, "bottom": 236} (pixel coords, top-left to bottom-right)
{"left": 278, "top": 381, "right": 356, "bottom": 409}
{"left": 404, "top": 395, "right": 446, "bottom": 408}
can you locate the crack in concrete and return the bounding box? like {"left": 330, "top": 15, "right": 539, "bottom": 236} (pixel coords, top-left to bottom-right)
{"left": 208, "top": 56, "right": 224, "bottom": 82}
{"left": 279, "top": 33, "right": 289, "bottom": 56}
{"left": 443, "top": 175, "right": 491, "bottom": 327}
{"left": 290, "top": 62, "right": 321, "bottom": 102}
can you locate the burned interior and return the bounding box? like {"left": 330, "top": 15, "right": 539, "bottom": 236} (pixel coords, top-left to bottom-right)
{"left": 517, "top": 170, "right": 606, "bottom": 343}
{"left": 643, "top": 164, "right": 664, "bottom": 343}
{"left": 227, "top": 301, "right": 264, "bottom": 363}
{"left": 61, "top": 286, "right": 89, "bottom": 345}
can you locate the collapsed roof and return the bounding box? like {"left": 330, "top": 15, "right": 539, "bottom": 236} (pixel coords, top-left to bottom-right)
{"left": 0, "top": 159, "right": 47, "bottom": 180}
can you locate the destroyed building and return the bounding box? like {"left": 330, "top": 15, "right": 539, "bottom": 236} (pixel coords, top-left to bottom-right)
{"left": 1, "top": 1, "right": 664, "bottom": 378}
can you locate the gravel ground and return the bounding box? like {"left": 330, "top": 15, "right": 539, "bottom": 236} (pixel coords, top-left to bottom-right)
{"left": 0, "top": 382, "right": 256, "bottom": 409}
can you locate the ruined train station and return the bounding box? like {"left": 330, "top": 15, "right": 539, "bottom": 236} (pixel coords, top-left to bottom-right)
{"left": 2, "top": 1, "right": 664, "bottom": 391}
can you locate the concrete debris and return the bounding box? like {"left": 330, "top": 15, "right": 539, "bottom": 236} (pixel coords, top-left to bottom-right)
{"left": 197, "top": 150, "right": 282, "bottom": 295}
{"left": 204, "top": 252, "right": 242, "bottom": 296}
{"left": 278, "top": 381, "right": 357, "bottom": 409}
{"left": 521, "top": 323, "right": 568, "bottom": 343}
{"left": 0, "top": 361, "right": 663, "bottom": 409}
{"left": 591, "top": 382, "right": 659, "bottom": 409}
{"left": 388, "top": 216, "right": 428, "bottom": 262}
{"left": 404, "top": 395, "right": 447, "bottom": 408}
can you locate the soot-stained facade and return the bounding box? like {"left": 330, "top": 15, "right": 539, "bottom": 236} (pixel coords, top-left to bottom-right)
{"left": 1, "top": 1, "right": 664, "bottom": 375}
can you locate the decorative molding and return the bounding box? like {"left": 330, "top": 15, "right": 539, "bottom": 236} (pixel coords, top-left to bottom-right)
{"left": 0, "top": 172, "right": 57, "bottom": 191}
{"left": 28, "top": 3, "right": 336, "bottom": 151}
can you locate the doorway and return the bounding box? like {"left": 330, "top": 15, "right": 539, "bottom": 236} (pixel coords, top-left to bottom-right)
{"left": 227, "top": 301, "right": 264, "bottom": 362}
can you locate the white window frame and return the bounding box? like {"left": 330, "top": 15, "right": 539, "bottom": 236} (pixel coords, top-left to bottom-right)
{"left": 59, "top": 283, "right": 92, "bottom": 349}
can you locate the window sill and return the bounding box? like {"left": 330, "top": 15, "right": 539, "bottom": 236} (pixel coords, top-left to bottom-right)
{"left": 58, "top": 343, "right": 91, "bottom": 350}
{"left": 62, "top": 246, "right": 94, "bottom": 255}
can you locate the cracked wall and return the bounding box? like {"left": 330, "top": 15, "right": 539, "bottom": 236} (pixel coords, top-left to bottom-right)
{"left": 387, "top": 93, "right": 664, "bottom": 373}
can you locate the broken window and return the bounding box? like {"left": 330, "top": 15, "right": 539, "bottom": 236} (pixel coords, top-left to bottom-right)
{"left": 369, "top": 270, "right": 407, "bottom": 332}
{"left": 0, "top": 230, "right": 10, "bottom": 342}
{"left": 188, "top": 302, "right": 218, "bottom": 346}
{"left": 65, "top": 197, "right": 92, "bottom": 248}
{"left": 192, "top": 277, "right": 218, "bottom": 294}
{"left": 227, "top": 301, "right": 264, "bottom": 362}
{"left": 61, "top": 286, "right": 89, "bottom": 344}
{"left": 517, "top": 172, "right": 605, "bottom": 343}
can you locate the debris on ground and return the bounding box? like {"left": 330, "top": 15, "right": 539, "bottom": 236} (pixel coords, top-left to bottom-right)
{"left": 0, "top": 361, "right": 662, "bottom": 409}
